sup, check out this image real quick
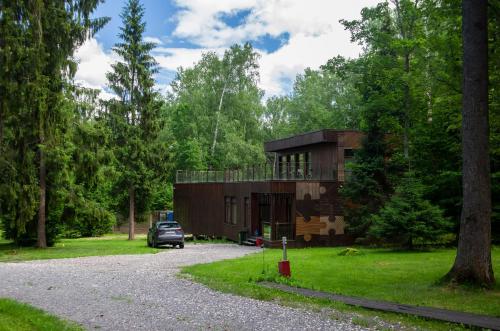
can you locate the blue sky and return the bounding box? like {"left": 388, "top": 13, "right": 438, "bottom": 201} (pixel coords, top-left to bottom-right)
{"left": 74, "top": 0, "right": 381, "bottom": 99}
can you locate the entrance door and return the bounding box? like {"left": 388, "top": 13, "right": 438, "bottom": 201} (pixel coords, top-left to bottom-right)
{"left": 252, "top": 194, "right": 271, "bottom": 238}
{"left": 273, "top": 193, "right": 294, "bottom": 240}
{"left": 253, "top": 193, "right": 294, "bottom": 240}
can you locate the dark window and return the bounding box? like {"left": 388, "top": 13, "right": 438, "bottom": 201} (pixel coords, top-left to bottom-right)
{"left": 306, "top": 152, "right": 312, "bottom": 177}
{"left": 344, "top": 148, "right": 354, "bottom": 158}
{"left": 231, "top": 197, "right": 237, "bottom": 225}
{"left": 158, "top": 222, "right": 180, "bottom": 229}
{"left": 244, "top": 197, "right": 250, "bottom": 228}
{"left": 279, "top": 155, "right": 287, "bottom": 178}
{"left": 225, "top": 197, "right": 231, "bottom": 224}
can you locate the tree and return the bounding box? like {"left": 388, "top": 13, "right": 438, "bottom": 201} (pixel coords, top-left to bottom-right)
{"left": 446, "top": 0, "right": 494, "bottom": 287}
{"left": 340, "top": 3, "right": 403, "bottom": 239}
{"left": 170, "top": 44, "right": 265, "bottom": 171}
{"left": 370, "top": 174, "right": 450, "bottom": 248}
{"left": 0, "top": 1, "right": 109, "bottom": 247}
{"left": 106, "top": 0, "right": 167, "bottom": 240}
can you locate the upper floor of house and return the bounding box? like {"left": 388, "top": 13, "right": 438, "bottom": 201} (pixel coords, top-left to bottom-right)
{"left": 175, "top": 129, "right": 364, "bottom": 184}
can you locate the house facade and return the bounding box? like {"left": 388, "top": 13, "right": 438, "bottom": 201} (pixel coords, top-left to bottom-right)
{"left": 173, "top": 129, "right": 364, "bottom": 247}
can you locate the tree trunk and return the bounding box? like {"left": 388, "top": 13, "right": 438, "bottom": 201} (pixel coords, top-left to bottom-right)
{"left": 129, "top": 186, "right": 135, "bottom": 240}
{"left": 211, "top": 84, "right": 226, "bottom": 158}
{"left": 36, "top": 146, "right": 47, "bottom": 248}
{"left": 446, "top": 0, "right": 494, "bottom": 287}
{"left": 403, "top": 52, "right": 410, "bottom": 163}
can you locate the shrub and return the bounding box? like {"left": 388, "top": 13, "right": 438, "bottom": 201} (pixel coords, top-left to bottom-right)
{"left": 369, "top": 174, "right": 452, "bottom": 248}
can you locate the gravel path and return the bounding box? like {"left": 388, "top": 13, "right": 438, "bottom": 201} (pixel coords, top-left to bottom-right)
{"left": 0, "top": 244, "right": 368, "bottom": 331}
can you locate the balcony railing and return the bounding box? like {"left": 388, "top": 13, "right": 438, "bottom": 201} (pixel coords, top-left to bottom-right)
{"left": 175, "top": 162, "right": 341, "bottom": 183}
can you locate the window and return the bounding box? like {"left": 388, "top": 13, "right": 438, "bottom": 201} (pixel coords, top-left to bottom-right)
{"left": 279, "top": 155, "right": 287, "bottom": 178}
{"left": 344, "top": 149, "right": 355, "bottom": 181}
{"left": 158, "top": 222, "right": 180, "bottom": 229}
{"left": 231, "top": 197, "right": 237, "bottom": 225}
{"left": 225, "top": 196, "right": 238, "bottom": 225}
{"left": 224, "top": 197, "right": 231, "bottom": 224}
{"left": 244, "top": 197, "right": 250, "bottom": 228}
{"left": 306, "top": 152, "right": 312, "bottom": 178}
{"left": 344, "top": 148, "right": 354, "bottom": 158}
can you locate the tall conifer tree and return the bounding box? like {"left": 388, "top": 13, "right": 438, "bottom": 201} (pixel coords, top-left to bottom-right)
{"left": 107, "top": 0, "right": 165, "bottom": 240}
{"left": 0, "top": 1, "right": 109, "bottom": 247}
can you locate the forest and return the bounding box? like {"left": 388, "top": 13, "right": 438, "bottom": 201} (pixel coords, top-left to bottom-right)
{"left": 0, "top": 0, "right": 498, "bottom": 280}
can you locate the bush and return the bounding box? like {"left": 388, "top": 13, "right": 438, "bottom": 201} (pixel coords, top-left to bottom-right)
{"left": 369, "top": 174, "right": 452, "bottom": 248}
{"left": 62, "top": 199, "right": 115, "bottom": 238}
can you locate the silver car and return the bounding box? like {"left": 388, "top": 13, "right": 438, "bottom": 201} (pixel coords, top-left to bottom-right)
{"left": 147, "top": 221, "right": 184, "bottom": 248}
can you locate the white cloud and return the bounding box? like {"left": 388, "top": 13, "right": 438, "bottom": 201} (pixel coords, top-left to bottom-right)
{"left": 167, "top": 0, "right": 381, "bottom": 96}
{"left": 75, "top": 1, "right": 381, "bottom": 98}
{"left": 153, "top": 46, "right": 225, "bottom": 72}
{"left": 144, "top": 36, "right": 163, "bottom": 44}
{"left": 74, "top": 38, "right": 118, "bottom": 100}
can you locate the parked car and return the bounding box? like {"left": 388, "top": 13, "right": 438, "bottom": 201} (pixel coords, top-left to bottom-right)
{"left": 147, "top": 221, "right": 184, "bottom": 248}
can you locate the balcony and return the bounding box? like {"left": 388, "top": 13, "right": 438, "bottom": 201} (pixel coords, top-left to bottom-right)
{"left": 175, "top": 162, "right": 341, "bottom": 183}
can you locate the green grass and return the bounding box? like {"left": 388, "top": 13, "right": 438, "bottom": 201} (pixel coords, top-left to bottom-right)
{"left": 0, "top": 298, "right": 82, "bottom": 331}
{"left": 0, "top": 232, "right": 233, "bottom": 262}
{"left": 0, "top": 234, "right": 160, "bottom": 262}
{"left": 182, "top": 246, "right": 500, "bottom": 330}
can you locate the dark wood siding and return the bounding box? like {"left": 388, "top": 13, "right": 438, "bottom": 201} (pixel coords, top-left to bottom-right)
{"left": 174, "top": 183, "right": 224, "bottom": 237}
{"left": 174, "top": 130, "right": 363, "bottom": 246}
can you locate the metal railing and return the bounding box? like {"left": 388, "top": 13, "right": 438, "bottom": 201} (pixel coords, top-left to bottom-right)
{"left": 175, "top": 162, "right": 340, "bottom": 183}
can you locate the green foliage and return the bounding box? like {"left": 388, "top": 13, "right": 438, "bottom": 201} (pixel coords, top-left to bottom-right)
{"left": 262, "top": 57, "right": 363, "bottom": 140}
{"left": 0, "top": 1, "right": 109, "bottom": 246}
{"left": 106, "top": 0, "right": 169, "bottom": 217}
{"left": 369, "top": 174, "right": 452, "bottom": 248}
{"left": 169, "top": 43, "right": 265, "bottom": 171}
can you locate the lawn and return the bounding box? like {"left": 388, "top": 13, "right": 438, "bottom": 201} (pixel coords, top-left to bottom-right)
{"left": 0, "top": 234, "right": 160, "bottom": 262}
{"left": 182, "top": 246, "right": 500, "bottom": 330}
{"left": 0, "top": 298, "right": 82, "bottom": 331}
{"left": 0, "top": 233, "right": 232, "bottom": 262}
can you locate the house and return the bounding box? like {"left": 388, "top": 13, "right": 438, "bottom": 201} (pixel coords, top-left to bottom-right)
{"left": 173, "top": 129, "right": 364, "bottom": 247}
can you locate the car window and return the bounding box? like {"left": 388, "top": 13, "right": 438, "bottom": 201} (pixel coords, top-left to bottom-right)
{"left": 158, "top": 222, "right": 180, "bottom": 229}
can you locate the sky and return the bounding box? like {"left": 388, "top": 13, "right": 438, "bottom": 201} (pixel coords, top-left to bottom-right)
{"left": 74, "top": 0, "right": 381, "bottom": 100}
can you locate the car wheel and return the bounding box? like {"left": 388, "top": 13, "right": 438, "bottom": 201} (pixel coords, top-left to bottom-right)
{"left": 179, "top": 243, "right": 184, "bottom": 249}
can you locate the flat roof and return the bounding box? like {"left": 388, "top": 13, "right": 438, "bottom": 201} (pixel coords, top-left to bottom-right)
{"left": 264, "top": 129, "right": 361, "bottom": 152}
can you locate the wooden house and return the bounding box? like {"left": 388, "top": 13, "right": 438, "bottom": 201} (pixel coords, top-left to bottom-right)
{"left": 173, "top": 129, "right": 364, "bottom": 247}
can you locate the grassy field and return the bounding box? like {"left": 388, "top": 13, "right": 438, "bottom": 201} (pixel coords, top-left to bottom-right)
{"left": 0, "top": 298, "right": 82, "bottom": 331}
{"left": 0, "top": 232, "right": 232, "bottom": 262}
{"left": 0, "top": 234, "right": 160, "bottom": 262}
{"left": 182, "top": 246, "right": 500, "bottom": 330}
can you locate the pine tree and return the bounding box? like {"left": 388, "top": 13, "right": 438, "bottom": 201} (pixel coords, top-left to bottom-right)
{"left": 106, "top": 0, "right": 167, "bottom": 240}
{"left": 369, "top": 174, "right": 451, "bottom": 248}
{"left": 0, "top": 1, "right": 109, "bottom": 247}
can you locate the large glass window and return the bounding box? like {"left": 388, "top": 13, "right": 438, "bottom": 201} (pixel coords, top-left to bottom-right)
{"left": 279, "top": 155, "right": 287, "bottom": 178}
{"left": 244, "top": 197, "right": 250, "bottom": 228}
{"left": 231, "top": 197, "right": 237, "bottom": 225}
{"left": 224, "top": 197, "right": 231, "bottom": 224}
{"left": 306, "top": 152, "right": 312, "bottom": 178}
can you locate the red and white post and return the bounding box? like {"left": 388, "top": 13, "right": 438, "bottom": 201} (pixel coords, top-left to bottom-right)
{"left": 278, "top": 236, "right": 291, "bottom": 277}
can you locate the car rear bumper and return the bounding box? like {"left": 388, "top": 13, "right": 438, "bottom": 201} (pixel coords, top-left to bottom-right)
{"left": 157, "top": 234, "right": 184, "bottom": 245}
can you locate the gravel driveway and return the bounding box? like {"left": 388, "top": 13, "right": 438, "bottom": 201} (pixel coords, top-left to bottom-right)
{"left": 0, "top": 244, "right": 368, "bottom": 331}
